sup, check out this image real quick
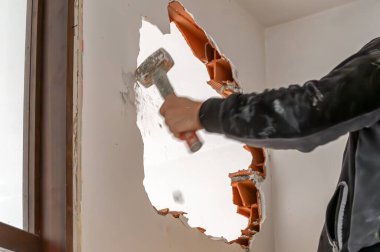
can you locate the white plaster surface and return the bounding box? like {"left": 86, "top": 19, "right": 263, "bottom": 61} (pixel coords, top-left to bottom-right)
{"left": 265, "top": 0, "right": 380, "bottom": 251}
{"left": 237, "top": 0, "right": 357, "bottom": 27}
{"left": 82, "top": 0, "right": 271, "bottom": 251}
{"left": 0, "top": 0, "right": 27, "bottom": 229}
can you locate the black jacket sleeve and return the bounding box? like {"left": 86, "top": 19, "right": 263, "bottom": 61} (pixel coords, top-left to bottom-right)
{"left": 199, "top": 38, "right": 380, "bottom": 152}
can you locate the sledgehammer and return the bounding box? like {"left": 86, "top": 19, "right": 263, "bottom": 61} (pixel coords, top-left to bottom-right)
{"left": 135, "top": 48, "right": 203, "bottom": 153}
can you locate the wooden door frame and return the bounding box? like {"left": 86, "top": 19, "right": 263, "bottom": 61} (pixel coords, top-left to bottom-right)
{"left": 23, "top": 0, "right": 43, "bottom": 235}
{"left": 38, "top": 0, "right": 74, "bottom": 250}
{"left": 0, "top": 223, "right": 41, "bottom": 252}
{"left": 1, "top": 0, "right": 75, "bottom": 251}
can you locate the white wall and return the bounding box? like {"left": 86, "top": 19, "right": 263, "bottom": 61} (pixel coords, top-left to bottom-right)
{"left": 82, "top": 0, "right": 271, "bottom": 251}
{"left": 265, "top": 0, "right": 380, "bottom": 251}
{"left": 83, "top": 0, "right": 380, "bottom": 251}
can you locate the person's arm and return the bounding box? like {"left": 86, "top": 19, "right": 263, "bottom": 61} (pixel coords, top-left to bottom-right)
{"left": 199, "top": 38, "right": 380, "bottom": 152}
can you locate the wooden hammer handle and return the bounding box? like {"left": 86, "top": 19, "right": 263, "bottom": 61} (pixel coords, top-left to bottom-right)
{"left": 152, "top": 69, "right": 203, "bottom": 152}
{"left": 180, "top": 131, "right": 203, "bottom": 153}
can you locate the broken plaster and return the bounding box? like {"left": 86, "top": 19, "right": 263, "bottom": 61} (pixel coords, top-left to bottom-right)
{"left": 73, "top": 0, "right": 83, "bottom": 251}
{"left": 133, "top": 1, "right": 267, "bottom": 249}
{"left": 168, "top": 1, "right": 267, "bottom": 248}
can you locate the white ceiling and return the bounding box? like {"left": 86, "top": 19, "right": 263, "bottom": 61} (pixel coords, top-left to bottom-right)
{"left": 236, "top": 0, "right": 358, "bottom": 27}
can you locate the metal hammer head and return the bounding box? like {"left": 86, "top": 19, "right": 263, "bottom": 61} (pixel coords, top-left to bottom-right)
{"left": 135, "top": 48, "right": 174, "bottom": 88}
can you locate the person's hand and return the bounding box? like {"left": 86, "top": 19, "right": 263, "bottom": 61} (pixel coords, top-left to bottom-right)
{"left": 159, "top": 94, "right": 203, "bottom": 137}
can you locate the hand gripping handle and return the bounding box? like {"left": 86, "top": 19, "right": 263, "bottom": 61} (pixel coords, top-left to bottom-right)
{"left": 154, "top": 68, "right": 203, "bottom": 152}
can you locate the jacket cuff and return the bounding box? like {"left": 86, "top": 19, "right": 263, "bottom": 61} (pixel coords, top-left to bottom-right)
{"left": 199, "top": 98, "right": 224, "bottom": 134}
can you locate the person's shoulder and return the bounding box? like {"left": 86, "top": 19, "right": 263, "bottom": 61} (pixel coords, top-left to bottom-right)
{"left": 360, "top": 37, "right": 380, "bottom": 52}
{"left": 368, "top": 37, "right": 380, "bottom": 46}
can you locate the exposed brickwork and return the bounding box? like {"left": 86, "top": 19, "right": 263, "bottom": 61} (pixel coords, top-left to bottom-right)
{"left": 168, "top": 1, "right": 267, "bottom": 248}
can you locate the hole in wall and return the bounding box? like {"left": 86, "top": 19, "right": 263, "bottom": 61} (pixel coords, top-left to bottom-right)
{"left": 135, "top": 1, "right": 267, "bottom": 247}
{"left": 136, "top": 18, "right": 248, "bottom": 242}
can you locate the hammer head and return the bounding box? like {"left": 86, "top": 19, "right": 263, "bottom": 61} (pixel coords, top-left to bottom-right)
{"left": 135, "top": 48, "right": 174, "bottom": 88}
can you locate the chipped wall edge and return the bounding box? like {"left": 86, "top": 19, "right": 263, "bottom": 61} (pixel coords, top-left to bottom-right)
{"left": 73, "top": 0, "right": 83, "bottom": 251}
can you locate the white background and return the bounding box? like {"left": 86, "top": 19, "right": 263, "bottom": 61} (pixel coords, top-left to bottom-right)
{"left": 0, "top": 0, "right": 27, "bottom": 229}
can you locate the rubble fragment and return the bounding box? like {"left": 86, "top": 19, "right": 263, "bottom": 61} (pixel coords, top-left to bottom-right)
{"left": 155, "top": 207, "right": 187, "bottom": 219}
